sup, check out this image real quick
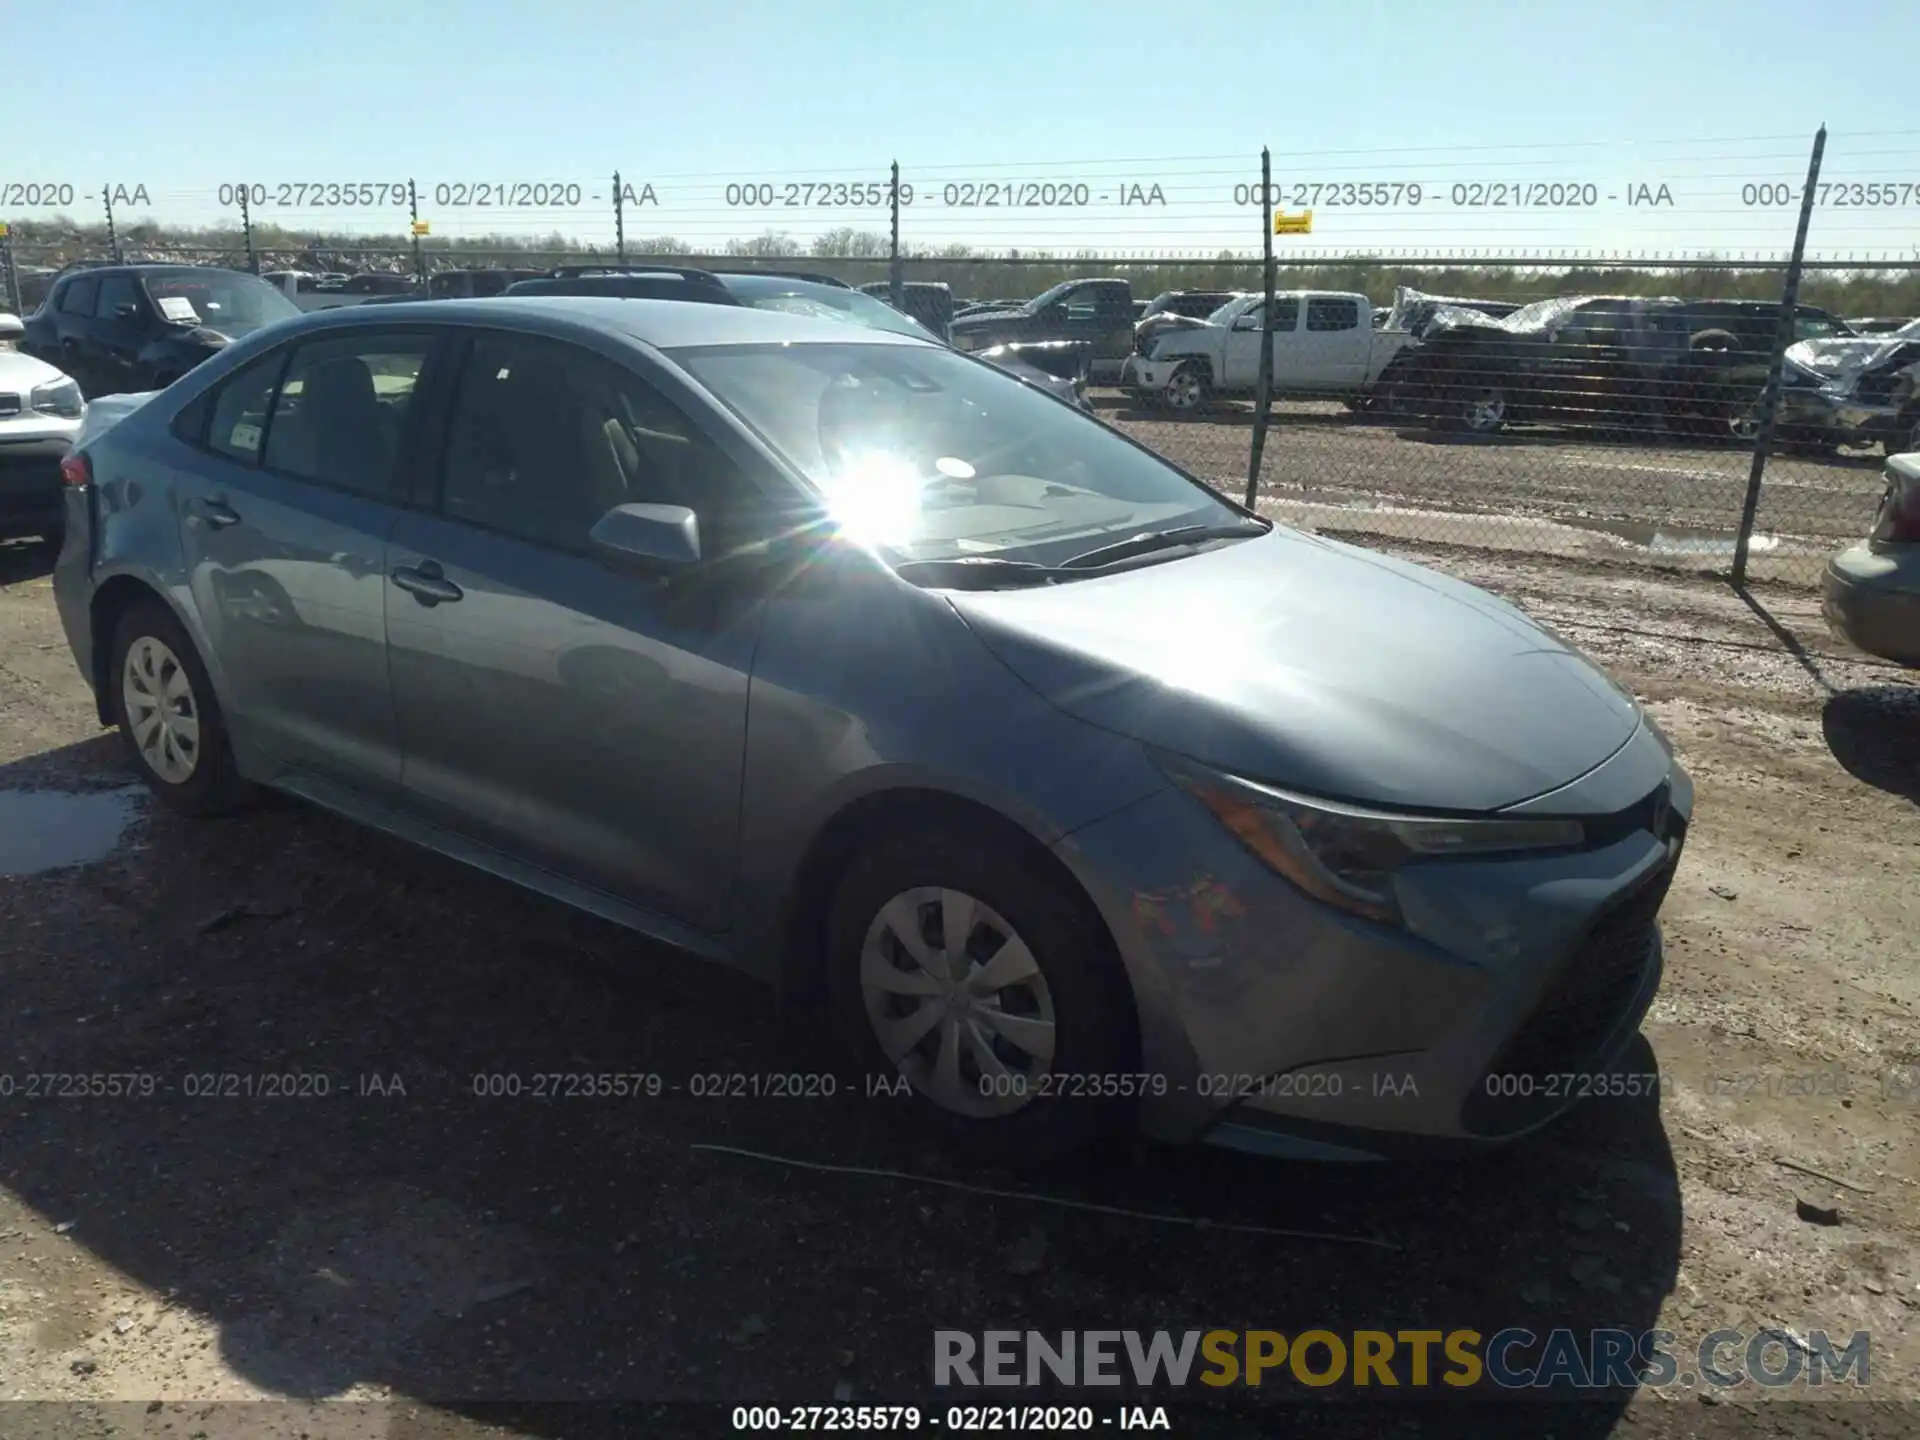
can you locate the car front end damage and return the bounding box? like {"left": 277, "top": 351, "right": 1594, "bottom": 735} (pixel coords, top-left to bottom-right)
{"left": 1055, "top": 722, "right": 1690, "bottom": 1160}
{"left": 1775, "top": 336, "right": 1920, "bottom": 452}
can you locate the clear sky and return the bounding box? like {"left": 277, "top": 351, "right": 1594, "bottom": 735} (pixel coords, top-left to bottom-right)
{"left": 10, "top": 0, "right": 1918, "bottom": 259}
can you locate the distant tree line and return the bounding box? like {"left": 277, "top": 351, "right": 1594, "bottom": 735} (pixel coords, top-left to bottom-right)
{"left": 6, "top": 216, "right": 1916, "bottom": 316}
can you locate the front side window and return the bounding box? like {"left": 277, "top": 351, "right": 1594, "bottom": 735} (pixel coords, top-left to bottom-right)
{"left": 1269, "top": 297, "right": 1301, "bottom": 331}
{"left": 95, "top": 275, "right": 143, "bottom": 320}
{"left": 674, "top": 340, "right": 1238, "bottom": 565}
{"left": 261, "top": 332, "right": 431, "bottom": 498}
{"left": 206, "top": 351, "right": 290, "bottom": 463}
{"left": 439, "top": 333, "right": 760, "bottom": 554}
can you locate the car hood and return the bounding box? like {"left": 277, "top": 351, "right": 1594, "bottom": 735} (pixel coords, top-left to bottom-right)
{"left": 1786, "top": 332, "right": 1920, "bottom": 387}
{"left": 947, "top": 527, "right": 1641, "bottom": 812}
{"left": 0, "top": 347, "right": 72, "bottom": 393}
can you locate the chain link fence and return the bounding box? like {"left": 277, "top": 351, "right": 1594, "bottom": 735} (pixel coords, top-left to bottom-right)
{"left": 5, "top": 129, "right": 1918, "bottom": 586}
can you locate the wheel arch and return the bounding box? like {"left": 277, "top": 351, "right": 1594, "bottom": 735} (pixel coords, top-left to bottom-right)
{"left": 775, "top": 786, "right": 1139, "bottom": 1053}
{"left": 87, "top": 574, "right": 214, "bottom": 727}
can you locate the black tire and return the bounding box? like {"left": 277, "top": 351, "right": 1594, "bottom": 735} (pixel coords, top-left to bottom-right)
{"left": 824, "top": 822, "right": 1136, "bottom": 1168}
{"left": 1688, "top": 328, "right": 1740, "bottom": 354}
{"left": 108, "top": 599, "right": 251, "bottom": 815}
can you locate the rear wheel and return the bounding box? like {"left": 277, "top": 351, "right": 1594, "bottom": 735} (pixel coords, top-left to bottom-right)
{"left": 109, "top": 600, "right": 250, "bottom": 814}
{"left": 1458, "top": 383, "right": 1509, "bottom": 435}
{"left": 824, "top": 822, "right": 1135, "bottom": 1167}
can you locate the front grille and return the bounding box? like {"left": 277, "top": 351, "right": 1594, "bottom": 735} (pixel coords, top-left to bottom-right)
{"left": 1460, "top": 856, "right": 1677, "bottom": 1136}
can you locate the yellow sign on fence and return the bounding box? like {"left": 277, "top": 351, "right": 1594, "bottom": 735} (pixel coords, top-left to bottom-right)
{"left": 410, "top": 221, "right": 431, "bottom": 236}
{"left": 1273, "top": 209, "right": 1313, "bottom": 235}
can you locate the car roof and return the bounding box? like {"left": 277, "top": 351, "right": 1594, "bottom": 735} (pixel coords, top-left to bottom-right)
{"left": 275, "top": 294, "right": 936, "bottom": 350}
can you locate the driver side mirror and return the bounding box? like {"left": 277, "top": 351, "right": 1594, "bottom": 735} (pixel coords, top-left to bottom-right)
{"left": 1231, "top": 314, "right": 1262, "bottom": 332}
{"left": 114, "top": 303, "right": 142, "bottom": 320}
{"left": 589, "top": 503, "right": 701, "bottom": 574}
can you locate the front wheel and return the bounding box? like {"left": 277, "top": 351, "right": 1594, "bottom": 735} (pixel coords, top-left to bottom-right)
{"left": 1163, "top": 363, "right": 1208, "bottom": 413}
{"left": 824, "top": 824, "right": 1136, "bottom": 1167}
{"left": 109, "top": 600, "right": 251, "bottom": 814}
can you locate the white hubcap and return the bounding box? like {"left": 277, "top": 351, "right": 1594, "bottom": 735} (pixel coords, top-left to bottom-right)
{"left": 860, "top": 887, "right": 1057, "bottom": 1118}
{"left": 1166, "top": 369, "right": 1202, "bottom": 410}
{"left": 123, "top": 636, "right": 200, "bottom": 785}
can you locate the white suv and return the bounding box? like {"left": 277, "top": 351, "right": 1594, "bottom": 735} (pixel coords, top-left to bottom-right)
{"left": 0, "top": 313, "right": 86, "bottom": 543}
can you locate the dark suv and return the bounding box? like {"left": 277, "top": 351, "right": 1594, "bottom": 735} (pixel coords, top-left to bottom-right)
{"left": 22, "top": 265, "right": 301, "bottom": 398}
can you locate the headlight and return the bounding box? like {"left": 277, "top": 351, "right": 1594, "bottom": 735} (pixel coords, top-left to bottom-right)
{"left": 29, "top": 378, "right": 83, "bottom": 419}
{"left": 1161, "top": 757, "right": 1584, "bottom": 926}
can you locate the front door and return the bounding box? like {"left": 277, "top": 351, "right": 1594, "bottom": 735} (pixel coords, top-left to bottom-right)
{"left": 1222, "top": 296, "right": 1302, "bottom": 388}
{"left": 385, "top": 329, "right": 766, "bottom": 932}
{"left": 174, "top": 329, "right": 437, "bottom": 793}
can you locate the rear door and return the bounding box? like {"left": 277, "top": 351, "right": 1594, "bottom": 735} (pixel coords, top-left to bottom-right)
{"left": 174, "top": 326, "right": 441, "bottom": 794}
{"left": 383, "top": 327, "right": 772, "bottom": 931}
{"left": 91, "top": 274, "right": 154, "bottom": 397}
{"left": 1297, "top": 295, "right": 1369, "bottom": 390}
{"left": 48, "top": 277, "right": 101, "bottom": 394}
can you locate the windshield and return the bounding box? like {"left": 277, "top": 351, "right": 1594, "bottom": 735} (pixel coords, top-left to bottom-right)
{"left": 722, "top": 277, "right": 937, "bottom": 341}
{"left": 673, "top": 340, "right": 1237, "bottom": 565}
{"left": 143, "top": 270, "right": 299, "bottom": 336}
{"left": 1024, "top": 280, "right": 1085, "bottom": 312}
{"left": 1205, "top": 297, "right": 1250, "bottom": 325}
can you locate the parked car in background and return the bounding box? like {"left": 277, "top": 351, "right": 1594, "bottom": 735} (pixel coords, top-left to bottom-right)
{"left": 1823, "top": 451, "right": 1920, "bottom": 666}
{"left": 21, "top": 265, "right": 301, "bottom": 399}
{"left": 858, "top": 280, "right": 956, "bottom": 342}
{"left": 427, "top": 268, "right": 540, "bottom": 299}
{"left": 1777, "top": 318, "right": 1920, "bottom": 454}
{"left": 0, "top": 329, "right": 84, "bottom": 542}
{"left": 502, "top": 268, "right": 1089, "bottom": 407}
{"left": 1849, "top": 317, "right": 1916, "bottom": 335}
{"left": 1384, "top": 287, "right": 1523, "bottom": 338}
{"left": 948, "top": 278, "right": 1136, "bottom": 382}
{"left": 53, "top": 295, "right": 1690, "bottom": 1164}
{"left": 1134, "top": 290, "right": 1244, "bottom": 353}
{"left": 1124, "top": 291, "right": 1413, "bottom": 412}
{"left": 1381, "top": 295, "right": 1848, "bottom": 438}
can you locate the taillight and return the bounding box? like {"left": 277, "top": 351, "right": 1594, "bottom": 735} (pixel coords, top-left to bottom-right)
{"left": 60, "top": 452, "right": 92, "bottom": 487}
{"left": 1873, "top": 457, "right": 1920, "bottom": 543}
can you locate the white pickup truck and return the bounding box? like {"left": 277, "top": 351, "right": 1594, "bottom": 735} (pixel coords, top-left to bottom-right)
{"left": 1121, "top": 291, "right": 1413, "bottom": 411}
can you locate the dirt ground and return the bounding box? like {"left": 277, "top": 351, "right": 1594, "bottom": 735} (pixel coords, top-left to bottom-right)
{"left": 1102, "top": 396, "right": 1890, "bottom": 587}
{"left": 0, "top": 526, "right": 1916, "bottom": 1439}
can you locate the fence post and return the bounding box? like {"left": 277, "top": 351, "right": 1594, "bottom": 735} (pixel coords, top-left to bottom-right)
{"left": 239, "top": 185, "right": 258, "bottom": 273}
{"left": 0, "top": 234, "right": 20, "bottom": 316}
{"left": 408, "top": 180, "right": 427, "bottom": 289}
{"left": 1245, "top": 147, "right": 1276, "bottom": 508}
{"left": 1732, "top": 124, "right": 1826, "bottom": 587}
{"left": 613, "top": 170, "right": 626, "bottom": 263}
{"left": 889, "top": 160, "right": 903, "bottom": 308}
{"left": 102, "top": 184, "right": 122, "bottom": 261}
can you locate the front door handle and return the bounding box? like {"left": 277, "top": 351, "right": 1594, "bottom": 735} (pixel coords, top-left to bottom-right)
{"left": 391, "top": 563, "right": 464, "bottom": 606}
{"left": 188, "top": 496, "right": 241, "bottom": 528}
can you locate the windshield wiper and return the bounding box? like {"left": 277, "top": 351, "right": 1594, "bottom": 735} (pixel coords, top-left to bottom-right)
{"left": 1060, "top": 519, "right": 1269, "bottom": 571}
{"left": 892, "top": 556, "right": 1068, "bottom": 590}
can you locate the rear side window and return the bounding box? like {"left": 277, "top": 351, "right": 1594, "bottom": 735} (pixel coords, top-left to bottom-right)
{"left": 207, "top": 351, "right": 290, "bottom": 463}
{"left": 59, "top": 278, "right": 99, "bottom": 315}
{"left": 261, "top": 332, "right": 433, "bottom": 499}
{"left": 1306, "top": 297, "right": 1360, "bottom": 332}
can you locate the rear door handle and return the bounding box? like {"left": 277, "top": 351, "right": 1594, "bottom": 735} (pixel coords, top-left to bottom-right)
{"left": 391, "top": 563, "right": 463, "bottom": 605}
{"left": 188, "top": 497, "right": 241, "bottom": 528}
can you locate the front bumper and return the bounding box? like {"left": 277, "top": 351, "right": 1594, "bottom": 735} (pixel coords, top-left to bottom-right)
{"left": 1824, "top": 540, "right": 1920, "bottom": 667}
{"left": 1053, "top": 726, "right": 1691, "bottom": 1159}
{"left": 1122, "top": 356, "right": 1184, "bottom": 392}
{"left": 0, "top": 432, "right": 74, "bottom": 539}
{"left": 1777, "top": 387, "right": 1901, "bottom": 446}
